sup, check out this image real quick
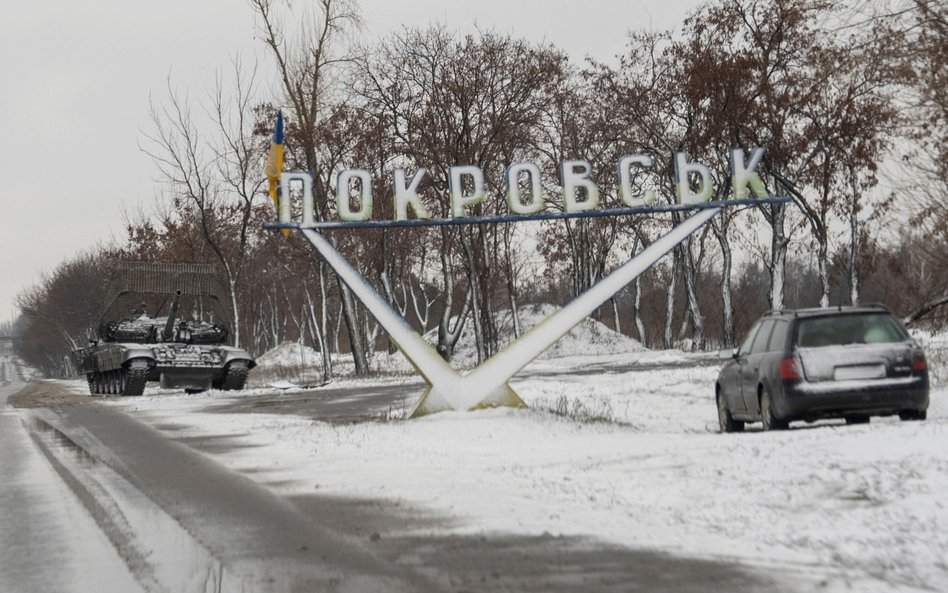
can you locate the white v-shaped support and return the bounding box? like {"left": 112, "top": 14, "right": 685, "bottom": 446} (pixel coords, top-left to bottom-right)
{"left": 300, "top": 205, "right": 721, "bottom": 417}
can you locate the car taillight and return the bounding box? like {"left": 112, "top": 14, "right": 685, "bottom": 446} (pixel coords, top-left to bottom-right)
{"left": 912, "top": 351, "right": 928, "bottom": 372}
{"left": 780, "top": 357, "right": 801, "bottom": 381}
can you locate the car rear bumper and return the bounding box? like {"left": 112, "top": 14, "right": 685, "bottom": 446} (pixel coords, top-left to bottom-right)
{"left": 778, "top": 377, "right": 929, "bottom": 420}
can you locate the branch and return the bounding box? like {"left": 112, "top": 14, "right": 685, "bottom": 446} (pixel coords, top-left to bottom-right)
{"left": 904, "top": 294, "right": 948, "bottom": 326}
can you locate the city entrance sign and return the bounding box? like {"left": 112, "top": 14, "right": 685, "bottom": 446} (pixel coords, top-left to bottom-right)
{"left": 264, "top": 150, "right": 789, "bottom": 417}
{"left": 273, "top": 148, "right": 769, "bottom": 229}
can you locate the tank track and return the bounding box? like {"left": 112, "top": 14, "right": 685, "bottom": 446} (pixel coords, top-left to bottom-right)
{"left": 123, "top": 359, "right": 149, "bottom": 396}
{"left": 215, "top": 360, "right": 249, "bottom": 391}
{"left": 86, "top": 359, "right": 149, "bottom": 396}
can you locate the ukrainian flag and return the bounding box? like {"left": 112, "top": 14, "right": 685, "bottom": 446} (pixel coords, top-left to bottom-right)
{"left": 264, "top": 110, "right": 284, "bottom": 214}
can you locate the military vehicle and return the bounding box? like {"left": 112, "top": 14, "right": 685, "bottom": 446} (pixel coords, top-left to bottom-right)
{"left": 72, "top": 262, "right": 255, "bottom": 395}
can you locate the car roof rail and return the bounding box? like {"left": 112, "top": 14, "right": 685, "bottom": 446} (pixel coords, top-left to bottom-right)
{"left": 862, "top": 302, "right": 891, "bottom": 311}
{"left": 764, "top": 309, "right": 794, "bottom": 317}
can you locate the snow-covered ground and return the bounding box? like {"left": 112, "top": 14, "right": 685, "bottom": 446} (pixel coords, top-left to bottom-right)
{"left": 44, "top": 313, "right": 942, "bottom": 591}
{"left": 82, "top": 334, "right": 946, "bottom": 593}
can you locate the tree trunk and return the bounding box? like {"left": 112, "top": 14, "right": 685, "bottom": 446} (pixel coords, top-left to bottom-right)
{"left": 818, "top": 237, "right": 831, "bottom": 308}
{"left": 712, "top": 217, "right": 735, "bottom": 347}
{"left": 769, "top": 203, "right": 788, "bottom": 310}
{"left": 318, "top": 262, "right": 333, "bottom": 380}
{"left": 680, "top": 239, "right": 705, "bottom": 350}
{"left": 611, "top": 297, "right": 621, "bottom": 334}
{"left": 663, "top": 250, "right": 681, "bottom": 349}
{"left": 633, "top": 275, "right": 646, "bottom": 347}
{"left": 305, "top": 288, "right": 332, "bottom": 382}
{"left": 436, "top": 228, "right": 470, "bottom": 361}
{"left": 459, "top": 232, "right": 486, "bottom": 363}
{"left": 227, "top": 276, "right": 241, "bottom": 348}
{"left": 410, "top": 278, "right": 433, "bottom": 333}
{"left": 849, "top": 168, "right": 860, "bottom": 306}
{"left": 380, "top": 267, "right": 400, "bottom": 355}
{"left": 333, "top": 301, "right": 343, "bottom": 354}
{"left": 503, "top": 223, "right": 522, "bottom": 339}
{"left": 338, "top": 281, "right": 369, "bottom": 374}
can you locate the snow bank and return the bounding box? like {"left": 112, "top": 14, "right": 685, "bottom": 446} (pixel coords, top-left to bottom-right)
{"left": 431, "top": 303, "right": 645, "bottom": 368}
{"left": 255, "top": 342, "right": 323, "bottom": 369}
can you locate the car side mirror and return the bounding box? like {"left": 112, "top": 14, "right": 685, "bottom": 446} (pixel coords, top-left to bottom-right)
{"left": 719, "top": 348, "right": 738, "bottom": 360}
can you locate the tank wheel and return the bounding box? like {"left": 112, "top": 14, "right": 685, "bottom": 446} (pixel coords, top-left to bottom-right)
{"left": 122, "top": 359, "right": 150, "bottom": 396}
{"left": 215, "top": 360, "right": 249, "bottom": 391}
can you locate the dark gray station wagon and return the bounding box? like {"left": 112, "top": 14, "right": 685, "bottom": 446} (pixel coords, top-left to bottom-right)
{"left": 716, "top": 306, "right": 930, "bottom": 432}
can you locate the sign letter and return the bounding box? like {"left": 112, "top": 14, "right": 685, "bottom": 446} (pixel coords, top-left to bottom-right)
{"left": 449, "top": 166, "right": 486, "bottom": 217}
{"left": 674, "top": 153, "right": 714, "bottom": 204}
{"left": 617, "top": 155, "right": 656, "bottom": 207}
{"left": 561, "top": 160, "right": 600, "bottom": 212}
{"left": 280, "top": 171, "right": 314, "bottom": 224}
{"left": 730, "top": 148, "right": 768, "bottom": 199}
{"left": 393, "top": 168, "right": 431, "bottom": 220}
{"left": 505, "top": 162, "right": 544, "bottom": 214}
{"left": 336, "top": 169, "right": 373, "bottom": 221}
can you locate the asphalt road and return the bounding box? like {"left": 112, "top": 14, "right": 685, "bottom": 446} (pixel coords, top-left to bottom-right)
{"left": 0, "top": 357, "right": 143, "bottom": 593}
{"left": 2, "top": 357, "right": 784, "bottom": 593}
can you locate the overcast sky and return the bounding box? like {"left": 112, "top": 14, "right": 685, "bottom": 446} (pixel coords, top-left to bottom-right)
{"left": 0, "top": 0, "right": 701, "bottom": 321}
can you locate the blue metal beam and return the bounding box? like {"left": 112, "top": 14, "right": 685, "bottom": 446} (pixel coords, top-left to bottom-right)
{"left": 262, "top": 197, "right": 791, "bottom": 231}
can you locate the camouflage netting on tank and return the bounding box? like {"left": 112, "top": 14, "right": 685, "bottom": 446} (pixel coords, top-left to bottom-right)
{"left": 105, "top": 262, "right": 226, "bottom": 299}
{"left": 100, "top": 262, "right": 230, "bottom": 327}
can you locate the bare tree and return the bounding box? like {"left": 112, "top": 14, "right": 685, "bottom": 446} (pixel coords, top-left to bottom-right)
{"left": 142, "top": 58, "right": 265, "bottom": 347}
{"left": 250, "top": 0, "right": 372, "bottom": 374}
{"left": 16, "top": 251, "right": 116, "bottom": 376}
{"left": 360, "top": 26, "right": 564, "bottom": 362}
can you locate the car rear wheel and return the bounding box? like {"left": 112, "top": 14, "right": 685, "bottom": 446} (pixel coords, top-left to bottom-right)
{"left": 899, "top": 410, "right": 927, "bottom": 421}
{"left": 760, "top": 389, "right": 788, "bottom": 431}
{"left": 717, "top": 392, "right": 744, "bottom": 433}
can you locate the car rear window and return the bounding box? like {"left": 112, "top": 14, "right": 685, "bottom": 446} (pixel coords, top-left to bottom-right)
{"left": 795, "top": 313, "right": 908, "bottom": 348}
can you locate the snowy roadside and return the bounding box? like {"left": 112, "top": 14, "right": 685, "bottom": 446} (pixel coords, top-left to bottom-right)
{"left": 76, "top": 346, "right": 948, "bottom": 593}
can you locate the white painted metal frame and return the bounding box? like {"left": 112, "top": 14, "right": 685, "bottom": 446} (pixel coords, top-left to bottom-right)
{"left": 300, "top": 205, "right": 722, "bottom": 417}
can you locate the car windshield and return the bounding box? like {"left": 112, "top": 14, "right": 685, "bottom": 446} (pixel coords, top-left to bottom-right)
{"left": 796, "top": 313, "right": 908, "bottom": 348}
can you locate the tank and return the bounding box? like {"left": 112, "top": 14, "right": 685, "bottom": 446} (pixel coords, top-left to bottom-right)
{"left": 72, "top": 262, "right": 255, "bottom": 396}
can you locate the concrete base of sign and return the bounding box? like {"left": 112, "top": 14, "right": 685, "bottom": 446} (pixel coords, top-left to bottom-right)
{"left": 410, "top": 382, "right": 527, "bottom": 418}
